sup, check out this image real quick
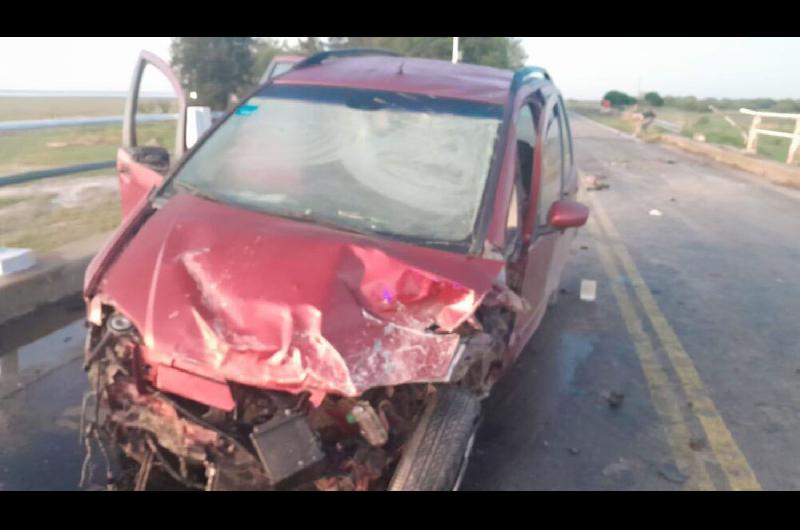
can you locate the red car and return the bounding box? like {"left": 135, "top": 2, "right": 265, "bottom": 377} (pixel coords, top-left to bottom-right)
{"left": 82, "top": 49, "right": 588, "bottom": 491}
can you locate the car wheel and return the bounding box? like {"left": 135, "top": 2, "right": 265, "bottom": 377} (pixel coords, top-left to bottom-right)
{"left": 388, "top": 385, "right": 481, "bottom": 491}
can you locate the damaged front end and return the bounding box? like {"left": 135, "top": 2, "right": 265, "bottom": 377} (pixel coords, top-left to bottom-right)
{"left": 81, "top": 289, "right": 517, "bottom": 491}
{"left": 80, "top": 195, "right": 524, "bottom": 490}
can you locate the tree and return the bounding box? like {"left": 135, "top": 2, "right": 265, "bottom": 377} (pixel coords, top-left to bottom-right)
{"left": 603, "top": 90, "right": 637, "bottom": 108}
{"left": 170, "top": 37, "right": 256, "bottom": 111}
{"left": 644, "top": 91, "right": 664, "bottom": 107}
{"left": 328, "top": 37, "right": 527, "bottom": 69}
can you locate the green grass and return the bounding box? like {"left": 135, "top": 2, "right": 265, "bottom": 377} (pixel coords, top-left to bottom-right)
{"left": 0, "top": 121, "right": 177, "bottom": 175}
{"left": 571, "top": 101, "right": 799, "bottom": 166}
{"left": 0, "top": 196, "right": 26, "bottom": 208}
{"left": 0, "top": 192, "right": 121, "bottom": 253}
{"left": 0, "top": 96, "right": 177, "bottom": 121}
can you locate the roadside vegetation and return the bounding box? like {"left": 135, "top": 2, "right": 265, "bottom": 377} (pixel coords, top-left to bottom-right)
{"left": 570, "top": 93, "right": 800, "bottom": 166}
{"left": 0, "top": 121, "right": 176, "bottom": 176}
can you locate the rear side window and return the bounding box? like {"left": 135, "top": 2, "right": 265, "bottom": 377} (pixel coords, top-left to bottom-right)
{"left": 539, "top": 104, "right": 563, "bottom": 226}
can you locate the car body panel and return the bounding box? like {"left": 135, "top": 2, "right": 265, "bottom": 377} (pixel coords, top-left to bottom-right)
{"left": 90, "top": 194, "right": 505, "bottom": 405}
{"left": 88, "top": 49, "right": 586, "bottom": 412}
{"left": 274, "top": 56, "right": 514, "bottom": 106}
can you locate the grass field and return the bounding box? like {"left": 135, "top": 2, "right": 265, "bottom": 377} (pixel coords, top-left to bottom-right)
{"left": 0, "top": 121, "right": 177, "bottom": 175}
{"left": 0, "top": 194, "right": 121, "bottom": 253}
{"left": 568, "top": 100, "right": 799, "bottom": 166}
{"left": 0, "top": 96, "right": 177, "bottom": 121}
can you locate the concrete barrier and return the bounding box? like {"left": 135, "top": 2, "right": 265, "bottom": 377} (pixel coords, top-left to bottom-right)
{"left": 657, "top": 133, "right": 800, "bottom": 189}
{"left": 0, "top": 231, "right": 112, "bottom": 324}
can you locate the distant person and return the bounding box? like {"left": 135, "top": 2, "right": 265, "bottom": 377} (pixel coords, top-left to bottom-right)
{"left": 633, "top": 107, "right": 656, "bottom": 138}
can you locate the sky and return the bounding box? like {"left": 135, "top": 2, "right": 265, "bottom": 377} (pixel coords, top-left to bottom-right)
{"left": 0, "top": 37, "right": 798, "bottom": 100}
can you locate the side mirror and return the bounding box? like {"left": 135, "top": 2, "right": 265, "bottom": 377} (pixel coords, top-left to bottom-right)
{"left": 131, "top": 146, "right": 170, "bottom": 174}
{"left": 547, "top": 199, "right": 590, "bottom": 230}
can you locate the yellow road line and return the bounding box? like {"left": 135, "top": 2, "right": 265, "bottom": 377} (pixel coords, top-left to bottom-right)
{"left": 587, "top": 219, "right": 715, "bottom": 490}
{"left": 588, "top": 193, "right": 762, "bottom": 490}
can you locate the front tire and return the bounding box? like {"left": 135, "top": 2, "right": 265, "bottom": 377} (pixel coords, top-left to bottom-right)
{"left": 388, "top": 386, "right": 481, "bottom": 491}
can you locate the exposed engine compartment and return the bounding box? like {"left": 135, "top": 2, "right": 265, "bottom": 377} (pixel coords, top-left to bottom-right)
{"left": 80, "top": 300, "right": 514, "bottom": 491}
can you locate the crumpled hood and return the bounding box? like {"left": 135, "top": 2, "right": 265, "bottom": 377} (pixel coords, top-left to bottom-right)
{"left": 95, "top": 194, "right": 505, "bottom": 400}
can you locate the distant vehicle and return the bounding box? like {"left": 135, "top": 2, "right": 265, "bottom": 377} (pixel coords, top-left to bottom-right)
{"left": 82, "top": 49, "right": 588, "bottom": 491}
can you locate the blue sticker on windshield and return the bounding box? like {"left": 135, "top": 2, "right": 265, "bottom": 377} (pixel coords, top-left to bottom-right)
{"left": 235, "top": 104, "right": 259, "bottom": 116}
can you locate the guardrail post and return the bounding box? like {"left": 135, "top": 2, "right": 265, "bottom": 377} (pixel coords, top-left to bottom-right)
{"left": 745, "top": 115, "right": 761, "bottom": 154}
{"left": 789, "top": 118, "right": 800, "bottom": 164}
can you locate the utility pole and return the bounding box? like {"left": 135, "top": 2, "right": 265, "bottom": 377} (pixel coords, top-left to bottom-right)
{"left": 452, "top": 37, "right": 459, "bottom": 64}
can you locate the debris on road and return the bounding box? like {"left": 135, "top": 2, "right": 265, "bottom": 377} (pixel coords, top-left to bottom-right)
{"left": 648, "top": 209, "right": 663, "bottom": 216}
{"left": 583, "top": 175, "right": 610, "bottom": 191}
{"left": 657, "top": 462, "right": 688, "bottom": 484}
{"left": 568, "top": 447, "right": 580, "bottom": 455}
{"left": 579, "top": 245, "right": 589, "bottom": 250}
{"left": 606, "top": 391, "right": 625, "bottom": 408}
{"left": 0, "top": 247, "right": 36, "bottom": 276}
{"left": 602, "top": 458, "right": 634, "bottom": 478}
{"left": 689, "top": 436, "right": 706, "bottom": 451}
{"left": 580, "top": 279, "right": 597, "bottom": 302}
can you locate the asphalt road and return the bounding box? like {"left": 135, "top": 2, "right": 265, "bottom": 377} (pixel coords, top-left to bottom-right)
{"left": 2, "top": 115, "right": 799, "bottom": 490}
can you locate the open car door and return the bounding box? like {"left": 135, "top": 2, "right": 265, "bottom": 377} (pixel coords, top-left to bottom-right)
{"left": 118, "top": 51, "right": 187, "bottom": 217}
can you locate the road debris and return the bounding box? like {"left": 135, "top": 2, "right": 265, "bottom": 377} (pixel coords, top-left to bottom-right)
{"left": 602, "top": 458, "right": 634, "bottom": 478}
{"left": 657, "top": 462, "right": 688, "bottom": 484}
{"left": 583, "top": 175, "right": 610, "bottom": 191}
{"left": 689, "top": 436, "right": 706, "bottom": 451}
{"left": 648, "top": 209, "right": 663, "bottom": 216}
{"left": 568, "top": 447, "right": 580, "bottom": 455}
{"left": 580, "top": 279, "right": 597, "bottom": 302}
{"left": 606, "top": 391, "right": 625, "bottom": 408}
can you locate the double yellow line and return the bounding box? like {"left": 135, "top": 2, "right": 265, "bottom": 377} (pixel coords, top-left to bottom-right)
{"left": 585, "top": 190, "right": 761, "bottom": 491}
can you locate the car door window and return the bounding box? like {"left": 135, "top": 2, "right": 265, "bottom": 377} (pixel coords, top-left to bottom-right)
{"left": 538, "top": 103, "right": 564, "bottom": 227}
{"left": 507, "top": 105, "right": 536, "bottom": 250}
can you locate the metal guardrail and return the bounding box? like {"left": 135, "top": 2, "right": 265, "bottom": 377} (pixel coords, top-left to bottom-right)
{"left": 740, "top": 108, "right": 800, "bottom": 164}
{"left": 0, "top": 161, "right": 115, "bottom": 187}
{"left": 0, "top": 113, "right": 177, "bottom": 132}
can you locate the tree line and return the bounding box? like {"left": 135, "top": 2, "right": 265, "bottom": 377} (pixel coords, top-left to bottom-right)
{"left": 170, "top": 37, "right": 528, "bottom": 110}
{"left": 603, "top": 89, "right": 800, "bottom": 113}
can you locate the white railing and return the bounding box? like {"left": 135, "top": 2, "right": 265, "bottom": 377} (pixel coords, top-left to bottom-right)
{"left": 740, "top": 108, "right": 800, "bottom": 164}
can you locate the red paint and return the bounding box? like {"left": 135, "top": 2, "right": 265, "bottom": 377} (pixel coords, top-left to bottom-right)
{"left": 547, "top": 200, "right": 590, "bottom": 230}
{"left": 275, "top": 56, "right": 513, "bottom": 105}
{"left": 156, "top": 364, "right": 236, "bottom": 411}
{"left": 92, "top": 194, "right": 504, "bottom": 399}
{"left": 116, "top": 147, "right": 164, "bottom": 217}
{"left": 89, "top": 51, "right": 591, "bottom": 412}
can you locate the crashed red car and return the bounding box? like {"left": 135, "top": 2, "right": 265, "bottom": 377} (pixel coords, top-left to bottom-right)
{"left": 81, "top": 49, "right": 588, "bottom": 491}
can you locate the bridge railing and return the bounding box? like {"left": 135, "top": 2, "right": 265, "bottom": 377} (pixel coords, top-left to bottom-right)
{"left": 0, "top": 109, "right": 223, "bottom": 188}
{"left": 740, "top": 108, "right": 800, "bottom": 164}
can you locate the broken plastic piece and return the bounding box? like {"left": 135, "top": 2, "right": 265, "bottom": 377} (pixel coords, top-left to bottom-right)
{"left": 348, "top": 401, "right": 389, "bottom": 447}
{"left": 0, "top": 247, "right": 36, "bottom": 275}
{"left": 579, "top": 279, "right": 597, "bottom": 302}
{"left": 649, "top": 209, "right": 663, "bottom": 216}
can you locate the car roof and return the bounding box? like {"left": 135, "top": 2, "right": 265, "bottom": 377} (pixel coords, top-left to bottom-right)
{"left": 273, "top": 56, "right": 515, "bottom": 106}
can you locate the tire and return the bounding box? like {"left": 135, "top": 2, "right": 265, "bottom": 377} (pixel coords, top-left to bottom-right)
{"left": 388, "top": 386, "right": 481, "bottom": 491}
